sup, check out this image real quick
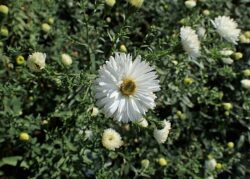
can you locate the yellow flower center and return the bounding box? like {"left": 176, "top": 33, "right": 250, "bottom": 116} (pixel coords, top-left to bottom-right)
{"left": 120, "top": 78, "right": 136, "bottom": 96}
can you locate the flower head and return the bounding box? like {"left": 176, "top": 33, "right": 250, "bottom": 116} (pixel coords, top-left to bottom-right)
{"left": 102, "top": 128, "right": 123, "bottom": 150}
{"left": 212, "top": 16, "right": 240, "bottom": 44}
{"left": 153, "top": 120, "right": 171, "bottom": 144}
{"left": 180, "top": 26, "right": 201, "bottom": 59}
{"left": 93, "top": 53, "right": 160, "bottom": 123}
{"left": 27, "top": 52, "right": 46, "bottom": 72}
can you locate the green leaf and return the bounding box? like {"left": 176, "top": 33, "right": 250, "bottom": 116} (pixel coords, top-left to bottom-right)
{"left": 0, "top": 156, "right": 22, "bottom": 167}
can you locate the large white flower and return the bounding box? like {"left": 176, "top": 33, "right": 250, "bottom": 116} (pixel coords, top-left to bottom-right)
{"left": 153, "top": 120, "right": 171, "bottom": 144}
{"left": 180, "top": 26, "right": 201, "bottom": 59}
{"left": 93, "top": 53, "right": 160, "bottom": 123}
{"left": 212, "top": 16, "right": 241, "bottom": 44}
{"left": 102, "top": 128, "right": 123, "bottom": 150}
{"left": 27, "top": 52, "right": 46, "bottom": 72}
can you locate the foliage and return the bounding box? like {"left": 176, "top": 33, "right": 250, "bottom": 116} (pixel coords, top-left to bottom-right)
{"left": 0, "top": 0, "right": 250, "bottom": 178}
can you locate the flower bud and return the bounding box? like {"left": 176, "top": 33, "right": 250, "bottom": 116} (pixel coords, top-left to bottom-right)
{"left": 197, "top": 27, "right": 206, "bottom": 38}
{"left": 243, "top": 69, "right": 250, "bottom": 77}
{"left": 202, "top": 9, "right": 210, "bottom": 16}
{"left": 184, "top": 77, "right": 194, "bottom": 85}
{"left": 0, "top": 5, "right": 9, "bottom": 15}
{"left": 48, "top": 17, "right": 54, "bottom": 25}
{"left": 205, "top": 159, "right": 217, "bottom": 171}
{"left": 239, "top": 34, "right": 250, "bottom": 44}
{"left": 61, "top": 53, "right": 72, "bottom": 66}
{"left": 42, "top": 23, "right": 51, "bottom": 33}
{"left": 19, "top": 132, "right": 30, "bottom": 141}
{"left": 16, "top": 55, "right": 25, "bottom": 65}
{"left": 222, "top": 103, "right": 233, "bottom": 111}
{"left": 158, "top": 157, "right": 168, "bottom": 166}
{"left": 91, "top": 107, "right": 99, "bottom": 116}
{"left": 215, "top": 163, "right": 222, "bottom": 170}
{"left": 129, "top": 0, "right": 144, "bottom": 8}
{"left": 0, "top": 27, "right": 8, "bottom": 37}
{"left": 227, "top": 142, "right": 234, "bottom": 149}
{"left": 141, "top": 159, "right": 149, "bottom": 168}
{"left": 185, "top": 0, "right": 196, "bottom": 9}
{"left": 244, "top": 31, "right": 250, "bottom": 38}
{"left": 221, "top": 58, "right": 233, "bottom": 65}
{"left": 137, "top": 118, "right": 148, "bottom": 128}
{"left": 241, "top": 79, "right": 250, "bottom": 89}
{"left": 119, "top": 44, "right": 127, "bottom": 53}
{"left": 233, "top": 52, "right": 243, "bottom": 60}
{"left": 105, "top": 0, "right": 116, "bottom": 7}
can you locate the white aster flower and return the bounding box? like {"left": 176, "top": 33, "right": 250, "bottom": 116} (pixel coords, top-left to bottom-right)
{"left": 180, "top": 26, "right": 201, "bottom": 59}
{"left": 61, "top": 53, "right": 72, "bottom": 66}
{"left": 27, "top": 52, "right": 46, "bottom": 72}
{"left": 241, "top": 79, "right": 250, "bottom": 89}
{"left": 153, "top": 120, "right": 171, "bottom": 144}
{"left": 102, "top": 128, "right": 123, "bottom": 150}
{"left": 212, "top": 16, "right": 241, "bottom": 44}
{"left": 93, "top": 53, "right": 160, "bottom": 123}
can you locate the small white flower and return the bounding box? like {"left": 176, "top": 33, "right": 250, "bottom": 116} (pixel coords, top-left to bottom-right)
{"left": 27, "top": 52, "right": 46, "bottom": 72}
{"left": 61, "top": 53, "right": 72, "bottom": 66}
{"left": 93, "top": 53, "right": 160, "bottom": 123}
{"left": 180, "top": 26, "right": 201, "bottom": 59}
{"left": 137, "top": 118, "right": 148, "bottom": 128}
{"left": 91, "top": 107, "right": 99, "bottom": 117}
{"left": 220, "top": 49, "right": 234, "bottom": 56}
{"left": 85, "top": 130, "right": 93, "bottom": 140}
{"left": 212, "top": 16, "right": 241, "bottom": 44}
{"left": 153, "top": 120, "right": 171, "bottom": 144}
{"left": 205, "top": 159, "right": 217, "bottom": 171}
{"left": 221, "top": 58, "right": 233, "bottom": 65}
{"left": 102, "top": 128, "right": 123, "bottom": 150}
{"left": 197, "top": 27, "right": 206, "bottom": 38}
{"left": 185, "top": 0, "right": 196, "bottom": 9}
{"left": 241, "top": 79, "right": 250, "bottom": 89}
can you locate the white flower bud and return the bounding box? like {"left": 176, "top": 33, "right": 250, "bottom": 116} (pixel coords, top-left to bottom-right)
{"left": 61, "top": 53, "right": 72, "bottom": 66}
{"left": 153, "top": 120, "right": 171, "bottom": 144}
{"left": 185, "top": 0, "right": 196, "bottom": 9}
{"left": 241, "top": 79, "right": 250, "bottom": 89}
{"left": 221, "top": 58, "right": 233, "bottom": 65}
{"left": 205, "top": 159, "right": 217, "bottom": 171}
{"left": 137, "top": 118, "right": 148, "bottom": 128}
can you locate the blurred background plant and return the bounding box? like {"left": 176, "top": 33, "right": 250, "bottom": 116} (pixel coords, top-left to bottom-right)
{"left": 0, "top": 0, "right": 250, "bottom": 178}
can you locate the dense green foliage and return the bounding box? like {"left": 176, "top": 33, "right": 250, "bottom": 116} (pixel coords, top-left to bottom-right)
{"left": 0, "top": 0, "right": 250, "bottom": 178}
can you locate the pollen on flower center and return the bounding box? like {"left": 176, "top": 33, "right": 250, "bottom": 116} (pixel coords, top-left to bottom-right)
{"left": 120, "top": 78, "right": 136, "bottom": 96}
